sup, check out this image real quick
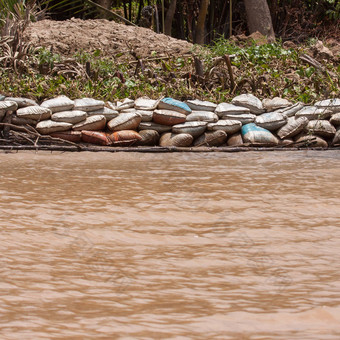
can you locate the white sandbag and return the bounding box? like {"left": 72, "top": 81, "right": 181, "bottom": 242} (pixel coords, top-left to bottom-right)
{"left": 172, "top": 121, "right": 207, "bottom": 138}
{"left": 73, "top": 115, "right": 106, "bottom": 131}
{"left": 262, "top": 97, "right": 292, "bottom": 111}
{"left": 295, "top": 106, "right": 332, "bottom": 120}
{"left": 116, "top": 98, "right": 135, "bottom": 111}
{"left": 222, "top": 113, "right": 256, "bottom": 124}
{"left": 277, "top": 102, "right": 304, "bottom": 118}
{"left": 306, "top": 120, "right": 336, "bottom": 138}
{"left": 185, "top": 99, "right": 217, "bottom": 112}
{"left": 134, "top": 97, "right": 158, "bottom": 110}
{"left": 241, "top": 123, "right": 279, "bottom": 146}
{"left": 159, "top": 132, "right": 193, "bottom": 147}
{"left": 36, "top": 120, "right": 72, "bottom": 135}
{"left": 255, "top": 112, "right": 287, "bottom": 131}
{"left": 314, "top": 98, "right": 340, "bottom": 113}
{"left": 295, "top": 134, "right": 328, "bottom": 148}
{"left": 277, "top": 116, "right": 309, "bottom": 139}
{"left": 138, "top": 122, "right": 172, "bottom": 133}
{"left": 231, "top": 94, "right": 265, "bottom": 114}
{"left": 153, "top": 109, "right": 186, "bottom": 126}
{"left": 207, "top": 120, "right": 242, "bottom": 134}
{"left": 193, "top": 130, "right": 227, "bottom": 147}
{"left": 158, "top": 97, "right": 192, "bottom": 115}
{"left": 5, "top": 97, "right": 38, "bottom": 108}
{"left": 120, "top": 108, "right": 137, "bottom": 113}
{"left": 51, "top": 110, "right": 87, "bottom": 124}
{"left": 0, "top": 100, "right": 18, "bottom": 119}
{"left": 73, "top": 98, "right": 105, "bottom": 112}
{"left": 215, "top": 103, "right": 250, "bottom": 118}
{"left": 136, "top": 110, "right": 153, "bottom": 122}
{"left": 41, "top": 95, "right": 74, "bottom": 113}
{"left": 16, "top": 106, "right": 51, "bottom": 121}
{"left": 107, "top": 112, "right": 142, "bottom": 131}
{"left": 186, "top": 111, "right": 219, "bottom": 123}
{"left": 87, "top": 107, "right": 119, "bottom": 120}
{"left": 330, "top": 113, "right": 340, "bottom": 126}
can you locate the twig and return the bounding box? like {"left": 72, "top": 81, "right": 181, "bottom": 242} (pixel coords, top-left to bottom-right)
{"left": 223, "top": 54, "right": 236, "bottom": 92}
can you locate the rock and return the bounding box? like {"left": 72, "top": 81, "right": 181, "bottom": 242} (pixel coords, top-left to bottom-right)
{"left": 312, "top": 40, "right": 334, "bottom": 59}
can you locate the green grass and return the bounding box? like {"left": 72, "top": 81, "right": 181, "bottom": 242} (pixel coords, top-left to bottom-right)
{"left": 0, "top": 38, "right": 339, "bottom": 103}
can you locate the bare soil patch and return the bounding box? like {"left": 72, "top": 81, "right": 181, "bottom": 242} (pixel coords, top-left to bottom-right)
{"left": 24, "top": 18, "right": 193, "bottom": 59}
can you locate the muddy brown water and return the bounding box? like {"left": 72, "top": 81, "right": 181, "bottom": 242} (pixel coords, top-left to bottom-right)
{"left": 0, "top": 150, "right": 340, "bottom": 339}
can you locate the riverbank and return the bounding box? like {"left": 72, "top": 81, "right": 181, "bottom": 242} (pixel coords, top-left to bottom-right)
{"left": 1, "top": 94, "right": 339, "bottom": 151}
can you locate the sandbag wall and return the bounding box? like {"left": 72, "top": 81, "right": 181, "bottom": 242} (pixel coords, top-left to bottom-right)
{"left": 1, "top": 94, "right": 340, "bottom": 148}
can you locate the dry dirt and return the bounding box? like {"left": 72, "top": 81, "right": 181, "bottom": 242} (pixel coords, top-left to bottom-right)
{"left": 24, "top": 18, "right": 194, "bottom": 60}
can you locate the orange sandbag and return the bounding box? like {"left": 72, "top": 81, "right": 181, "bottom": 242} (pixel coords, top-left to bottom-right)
{"left": 108, "top": 130, "right": 142, "bottom": 142}
{"left": 81, "top": 130, "right": 111, "bottom": 146}
{"left": 50, "top": 131, "right": 82, "bottom": 143}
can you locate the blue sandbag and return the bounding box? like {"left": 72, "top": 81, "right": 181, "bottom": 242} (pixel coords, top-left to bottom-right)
{"left": 241, "top": 123, "right": 278, "bottom": 146}
{"left": 158, "top": 97, "right": 192, "bottom": 114}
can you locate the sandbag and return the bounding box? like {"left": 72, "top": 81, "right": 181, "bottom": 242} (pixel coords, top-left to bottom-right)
{"left": 193, "top": 130, "right": 227, "bottom": 147}
{"left": 107, "top": 112, "right": 142, "bottom": 131}
{"left": 73, "top": 115, "right": 106, "bottom": 131}
{"left": 172, "top": 121, "right": 207, "bottom": 138}
{"left": 81, "top": 131, "right": 111, "bottom": 146}
{"left": 330, "top": 113, "right": 340, "bottom": 126}
{"left": 50, "top": 131, "right": 82, "bottom": 143}
{"left": 159, "top": 132, "right": 193, "bottom": 147}
{"left": 158, "top": 97, "right": 192, "bottom": 115}
{"left": 116, "top": 98, "right": 135, "bottom": 111}
{"left": 136, "top": 110, "right": 153, "bottom": 122}
{"left": 5, "top": 97, "right": 38, "bottom": 108}
{"left": 231, "top": 94, "right": 265, "bottom": 114}
{"left": 222, "top": 113, "right": 256, "bottom": 124}
{"left": 185, "top": 99, "right": 217, "bottom": 112}
{"left": 277, "top": 116, "right": 309, "bottom": 139}
{"left": 134, "top": 97, "right": 158, "bottom": 110}
{"left": 87, "top": 107, "right": 119, "bottom": 120}
{"left": 277, "top": 102, "right": 304, "bottom": 118}
{"left": 41, "top": 95, "right": 74, "bottom": 113}
{"left": 295, "top": 106, "right": 332, "bottom": 120}
{"left": 11, "top": 113, "right": 36, "bottom": 126}
{"left": 186, "top": 111, "right": 219, "bottom": 123}
{"left": 295, "top": 134, "right": 328, "bottom": 148}
{"left": 255, "top": 112, "right": 287, "bottom": 131}
{"left": 73, "top": 98, "right": 105, "bottom": 112}
{"left": 306, "top": 120, "right": 336, "bottom": 138}
{"left": 136, "top": 130, "right": 160, "bottom": 146}
{"left": 241, "top": 123, "right": 279, "bottom": 146}
{"left": 138, "top": 121, "right": 172, "bottom": 133}
{"left": 108, "top": 130, "right": 142, "bottom": 143}
{"left": 227, "top": 132, "right": 244, "bottom": 146}
{"left": 16, "top": 106, "right": 51, "bottom": 121}
{"left": 51, "top": 110, "right": 87, "bottom": 124}
{"left": 0, "top": 101, "right": 18, "bottom": 117}
{"left": 332, "top": 130, "right": 340, "bottom": 146}
{"left": 207, "top": 120, "right": 242, "bottom": 134}
{"left": 262, "top": 97, "right": 291, "bottom": 111}
{"left": 153, "top": 109, "right": 186, "bottom": 126}
{"left": 315, "top": 98, "right": 340, "bottom": 113}
{"left": 36, "top": 120, "right": 72, "bottom": 135}
{"left": 215, "top": 103, "right": 250, "bottom": 118}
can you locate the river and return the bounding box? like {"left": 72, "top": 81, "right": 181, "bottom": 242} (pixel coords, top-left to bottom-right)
{"left": 1, "top": 150, "right": 340, "bottom": 339}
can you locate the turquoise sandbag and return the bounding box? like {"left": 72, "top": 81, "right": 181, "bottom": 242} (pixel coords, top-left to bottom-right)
{"left": 0, "top": 95, "right": 5, "bottom": 101}
{"left": 241, "top": 123, "right": 279, "bottom": 146}
{"left": 158, "top": 97, "right": 192, "bottom": 115}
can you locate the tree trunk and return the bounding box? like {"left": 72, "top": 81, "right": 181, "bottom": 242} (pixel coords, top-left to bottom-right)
{"left": 164, "top": 0, "right": 177, "bottom": 36}
{"left": 195, "top": 0, "right": 210, "bottom": 44}
{"left": 96, "top": 0, "right": 112, "bottom": 19}
{"left": 243, "top": 0, "right": 275, "bottom": 40}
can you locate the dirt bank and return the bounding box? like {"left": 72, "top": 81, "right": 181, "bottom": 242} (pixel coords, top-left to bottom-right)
{"left": 24, "top": 18, "right": 193, "bottom": 59}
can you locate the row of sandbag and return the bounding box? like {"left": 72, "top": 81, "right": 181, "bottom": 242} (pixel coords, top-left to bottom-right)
{"left": 0, "top": 94, "right": 340, "bottom": 147}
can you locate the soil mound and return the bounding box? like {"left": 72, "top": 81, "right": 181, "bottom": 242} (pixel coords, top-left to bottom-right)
{"left": 24, "top": 18, "right": 193, "bottom": 59}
